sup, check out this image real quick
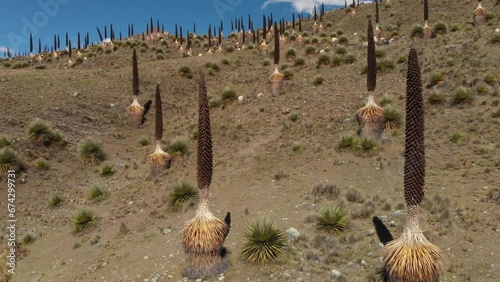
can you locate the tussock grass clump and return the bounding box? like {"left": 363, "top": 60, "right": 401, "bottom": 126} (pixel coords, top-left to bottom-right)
{"left": 452, "top": 87, "right": 474, "bottom": 105}
{"left": 427, "top": 90, "right": 445, "bottom": 105}
{"left": 99, "top": 164, "right": 115, "bottom": 177}
{"left": 28, "top": 119, "right": 55, "bottom": 146}
{"left": 71, "top": 208, "right": 97, "bottom": 233}
{"left": 383, "top": 105, "right": 403, "bottom": 131}
{"left": 312, "top": 183, "right": 340, "bottom": 200}
{"left": 138, "top": 137, "right": 150, "bottom": 146}
{"left": 88, "top": 186, "right": 107, "bottom": 201}
{"left": 411, "top": 25, "right": 424, "bottom": 38}
{"left": 79, "top": 139, "right": 105, "bottom": 164}
{"left": 379, "top": 94, "right": 393, "bottom": 107}
{"left": 34, "top": 158, "right": 49, "bottom": 170}
{"left": 179, "top": 66, "right": 193, "bottom": 79}
{"left": 317, "top": 55, "right": 330, "bottom": 67}
{"left": 357, "top": 137, "right": 378, "bottom": 153}
{"left": 169, "top": 138, "right": 189, "bottom": 161}
{"left": 346, "top": 188, "right": 366, "bottom": 203}
{"left": 21, "top": 234, "right": 36, "bottom": 245}
{"left": 0, "top": 148, "right": 24, "bottom": 173}
{"left": 338, "top": 36, "right": 348, "bottom": 45}
{"left": 316, "top": 205, "right": 349, "bottom": 234}
{"left": 283, "top": 70, "right": 293, "bottom": 80}
{"left": 48, "top": 194, "right": 63, "bottom": 207}
{"left": 336, "top": 46, "right": 347, "bottom": 55}
{"left": 169, "top": 181, "right": 199, "bottom": 211}
{"left": 0, "top": 137, "right": 11, "bottom": 148}
{"left": 338, "top": 135, "right": 357, "bottom": 150}
{"left": 312, "top": 75, "right": 325, "bottom": 86}
{"left": 305, "top": 45, "right": 316, "bottom": 55}
{"left": 294, "top": 57, "right": 306, "bottom": 66}
{"left": 285, "top": 48, "right": 296, "bottom": 60}
{"left": 241, "top": 218, "right": 286, "bottom": 263}
{"left": 433, "top": 22, "right": 447, "bottom": 35}
{"left": 220, "top": 89, "right": 237, "bottom": 105}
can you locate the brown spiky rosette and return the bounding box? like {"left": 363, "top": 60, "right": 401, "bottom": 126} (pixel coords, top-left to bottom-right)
{"left": 269, "top": 66, "right": 284, "bottom": 97}
{"left": 260, "top": 41, "right": 269, "bottom": 56}
{"left": 355, "top": 96, "right": 385, "bottom": 139}
{"left": 382, "top": 206, "right": 444, "bottom": 282}
{"left": 126, "top": 97, "right": 144, "bottom": 126}
{"left": 197, "top": 71, "right": 213, "bottom": 191}
{"left": 474, "top": 3, "right": 486, "bottom": 25}
{"left": 148, "top": 140, "right": 171, "bottom": 177}
{"left": 423, "top": 21, "right": 432, "bottom": 39}
{"left": 182, "top": 199, "right": 229, "bottom": 278}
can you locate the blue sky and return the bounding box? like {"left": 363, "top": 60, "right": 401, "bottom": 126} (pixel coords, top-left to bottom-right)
{"left": 0, "top": 0, "right": 352, "bottom": 57}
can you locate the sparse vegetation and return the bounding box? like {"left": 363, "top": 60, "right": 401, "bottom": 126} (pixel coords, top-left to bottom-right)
{"left": 169, "top": 181, "right": 198, "bottom": 211}
{"left": 241, "top": 219, "right": 286, "bottom": 263}
{"left": 452, "top": 87, "right": 474, "bottom": 105}
{"left": 338, "top": 135, "right": 357, "bottom": 150}
{"left": 79, "top": 139, "right": 105, "bottom": 164}
{"left": 411, "top": 25, "right": 424, "bottom": 38}
{"left": 317, "top": 55, "right": 330, "bottom": 67}
{"left": 71, "top": 209, "right": 97, "bottom": 233}
{"left": 0, "top": 148, "right": 24, "bottom": 173}
{"left": 357, "top": 137, "right": 377, "bottom": 153}
{"left": 48, "top": 194, "right": 63, "bottom": 207}
{"left": 316, "top": 205, "right": 349, "bottom": 234}
{"left": 312, "top": 75, "right": 325, "bottom": 86}
{"left": 169, "top": 138, "right": 189, "bottom": 159}
{"left": 28, "top": 119, "right": 55, "bottom": 146}
{"left": 428, "top": 90, "right": 445, "bottom": 105}
{"left": 89, "top": 186, "right": 107, "bottom": 201}
{"left": 99, "top": 164, "right": 115, "bottom": 176}
{"left": 383, "top": 105, "right": 403, "bottom": 130}
{"left": 294, "top": 57, "right": 306, "bottom": 66}
{"left": 21, "top": 234, "right": 36, "bottom": 245}
{"left": 179, "top": 66, "right": 193, "bottom": 79}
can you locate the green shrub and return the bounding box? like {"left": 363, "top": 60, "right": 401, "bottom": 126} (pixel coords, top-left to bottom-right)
{"left": 0, "top": 137, "right": 11, "bottom": 148}
{"left": 317, "top": 55, "right": 331, "bottom": 67}
{"left": 305, "top": 45, "right": 316, "bottom": 55}
{"left": 71, "top": 209, "right": 97, "bottom": 233}
{"left": 169, "top": 137, "right": 189, "bottom": 158}
{"left": 48, "top": 194, "right": 63, "bottom": 207}
{"left": 79, "top": 139, "right": 105, "bottom": 164}
{"left": 169, "top": 181, "right": 198, "bottom": 211}
{"left": 294, "top": 57, "right": 306, "bottom": 66}
{"left": 89, "top": 186, "right": 107, "bottom": 201}
{"left": 411, "top": 25, "right": 424, "bottom": 38}
{"left": 338, "top": 36, "right": 348, "bottom": 45}
{"left": 312, "top": 75, "right": 325, "bottom": 86}
{"left": 179, "top": 66, "right": 193, "bottom": 79}
{"left": 379, "top": 94, "right": 393, "bottom": 107}
{"left": 286, "top": 48, "right": 297, "bottom": 59}
{"left": 375, "top": 49, "right": 385, "bottom": 58}
{"left": 344, "top": 54, "right": 356, "bottom": 64}
{"left": 12, "top": 62, "right": 29, "bottom": 69}
{"left": 433, "top": 22, "right": 447, "bottom": 35}
{"left": 99, "top": 164, "right": 115, "bottom": 177}
{"left": 336, "top": 47, "right": 347, "bottom": 55}
{"left": 316, "top": 205, "right": 349, "bottom": 234}
{"left": 283, "top": 70, "right": 293, "bottom": 80}
{"left": 241, "top": 218, "right": 286, "bottom": 263}
{"left": 452, "top": 87, "right": 474, "bottom": 105}
{"left": 428, "top": 90, "right": 445, "bottom": 105}
{"left": 338, "top": 135, "right": 357, "bottom": 150}
{"left": 357, "top": 137, "right": 377, "bottom": 152}
{"left": 0, "top": 148, "right": 24, "bottom": 173}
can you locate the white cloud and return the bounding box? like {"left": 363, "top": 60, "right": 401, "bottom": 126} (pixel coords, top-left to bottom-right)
{"left": 262, "top": 0, "right": 365, "bottom": 13}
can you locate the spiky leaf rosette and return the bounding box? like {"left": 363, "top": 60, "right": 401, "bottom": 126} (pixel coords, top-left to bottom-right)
{"left": 154, "top": 83, "right": 163, "bottom": 141}
{"left": 382, "top": 206, "right": 444, "bottom": 282}
{"left": 127, "top": 96, "right": 144, "bottom": 125}
{"left": 148, "top": 140, "right": 171, "bottom": 177}
{"left": 404, "top": 48, "right": 425, "bottom": 207}
{"left": 274, "top": 22, "right": 280, "bottom": 65}
{"left": 367, "top": 19, "right": 376, "bottom": 92}
{"left": 356, "top": 96, "right": 385, "bottom": 139}
{"left": 197, "top": 71, "right": 213, "bottom": 191}
{"left": 241, "top": 218, "right": 286, "bottom": 263}
{"left": 132, "top": 49, "right": 139, "bottom": 96}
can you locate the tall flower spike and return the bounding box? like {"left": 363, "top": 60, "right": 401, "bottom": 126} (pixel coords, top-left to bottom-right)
{"left": 127, "top": 49, "right": 144, "bottom": 126}
{"left": 424, "top": 0, "right": 429, "bottom": 22}
{"left": 197, "top": 71, "right": 213, "bottom": 191}
{"left": 148, "top": 83, "right": 170, "bottom": 176}
{"left": 404, "top": 48, "right": 425, "bottom": 207}
{"left": 269, "top": 22, "right": 284, "bottom": 96}
{"left": 382, "top": 48, "right": 444, "bottom": 282}
{"left": 367, "top": 19, "right": 376, "bottom": 92}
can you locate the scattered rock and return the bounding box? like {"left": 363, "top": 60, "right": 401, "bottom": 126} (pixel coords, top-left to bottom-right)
{"left": 73, "top": 92, "right": 79, "bottom": 97}
{"left": 331, "top": 269, "right": 348, "bottom": 281}
{"left": 238, "top": 95, "right": 246, "bottom": 105}
{"left": 286, "top": 227, "right": 301, "bottom": 241}
{"left": 256, "top": 92, "right": 264, "bottom": 98}
{"left": 389, "top": 221, "right": 397, "bottom": 227}
{"left": 161, "top": 228, "right": 172, "bottom": 235}
{"left": 343, "top": 118, "right": 354, "bottom": 123}
{"left": 367, "top": 229, "right": 375, "bottom": 236}
{"left": 379, "top": 215, "right": 388, "bottom": 222}
{"left": 360, "top": 259, "right": 368, "bottom": 267}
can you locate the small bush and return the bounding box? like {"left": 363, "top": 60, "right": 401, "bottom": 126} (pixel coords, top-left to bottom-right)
{"left": 338, "top": 36, "right": 348, "bottom": 45}
{"left": 286, "top": 48, "right": 297, "bottom": 60}
{"left": 11, "top": 62, "right": 29, "bottom": 69}
{"left": 0, "top": 148, "right": 24, "bottom": 173}
{"left": 169, "top": 137, "right": 189, "bottom": 158}
{"left": 476, "top": 83, "right": 489, "bottom": 95}
{"left": 79, "top": 139, "right": 105, "bottom": 164}
{"left": 452, "top": 87, "right": 474, "bottom": 105}
{"left": 99, "top": 164, "right": 115, "bottom": 177}
{"left": 71, "top": 209, "right": 97, "bottom": 233}
{"left": 179, "top": 66, "right": 193, "bottom": 79}
{"left": 289, "top": 112, "right": 301, "bottom": 122}
{"left": 221, "top": 89, "right": 237, "bottom": 104}
{"left": 89, "top": 186, "right": 107, "bottom": 201}
{"left": 317, "top": 55, "right": 331, "bottom": 67}
{"left": 104, "top": 48, "right": 112, "bottom": 54}
{"left": 316, "top": 205, "right": 349, "bottom": 234}
{"left": 155, "top": 48, "right": 164, "bottom": 54}
{"left": 262, "top": 59, "right": 271, "bottom": 66}
{"left": 34, "top": 158, "right": 49, "bottom": 170}
{"left": 312, "top": 183, "right": 340, "bottom": 200}
{"left": 22, "top": 234, "right": 36, "bottom": 245}
{"left": 289, "top": 34, "right": 297, "bottom": 41}
{"left": 484, "top": 73, "right": 497, "bottom": 85}
{"left": 433, "top": 22, "right": 447, "bottom": 35}
{"left": 336, "top": 30, "right": 344, "bottom": 36}
{"left": 0, "top": 137, "right": 11, "bottom": 148}
{"left": 28, "top": 119, "right": 54, "bottom": 146}
{"left": 292, "top": 142, "right": 303, "bottom": 152}
{"left": 138, "top": 137, "right": 150, "bottom": 146}
{"left": 283, "top": 70, "right": 293, "bottom": 80}
{"left": 336, "top": 47, "right": 347, "bottom": 55}
{"left": 305, "top": 45, "right": 316, "bottom": 55}
{"left": 450, "top": 25, "right": 460, "bottom": 32}
{"left": 221, "top": 59, "right": 230, "bottom": 65}
{"left": 344, "top": 54, "right": 356, "bottom": 64}
{"left": 332, "top": 55, "right": 343, "bottom": 67}
{"left": 411, "top": 25, "right": 424, "bottom": 38}
{"left": 383, "top": 105, "right": 403, "bottom": 130}
{"left": 312, "top": 75, "right": 325, "bottom": 86}
{"left": 48, "top": 194, "right": 63, "bottom": 207}
{"left": 379, "top": 94, "right": 393, "bottom": 107}
{"left": 357, "top": 137, "right": 377, "bottom": 153}
{"left": 428, "top": 90, "right": 445, "bottom": 105}
{"left": 241, "top": 218, "right": 286, "bottom": 263}
{"left": 169, "top": 181, "right": 198, "bottom": 211}
{"left": 156, "top": 54, "right": 165, "bottom": 60}
{"left": 338, "top": 135, "right": 357, "bottom": 150}
{"left": 450, "top": 132, "right": 465, "bottom": 143}
{"left": 345, "top": 188, "right": 365, "bottom": 203}
{"left": 377, "top": 59, "right": 395, "bottom": 72}
{"left": 311, "top": 37, "right": 319, "bottom": 44}
{"left": 294, "top": 57, "right": 306, "bottom": 66}
{"left": 375, "top": 49, "right": 385, "bottom": 58}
